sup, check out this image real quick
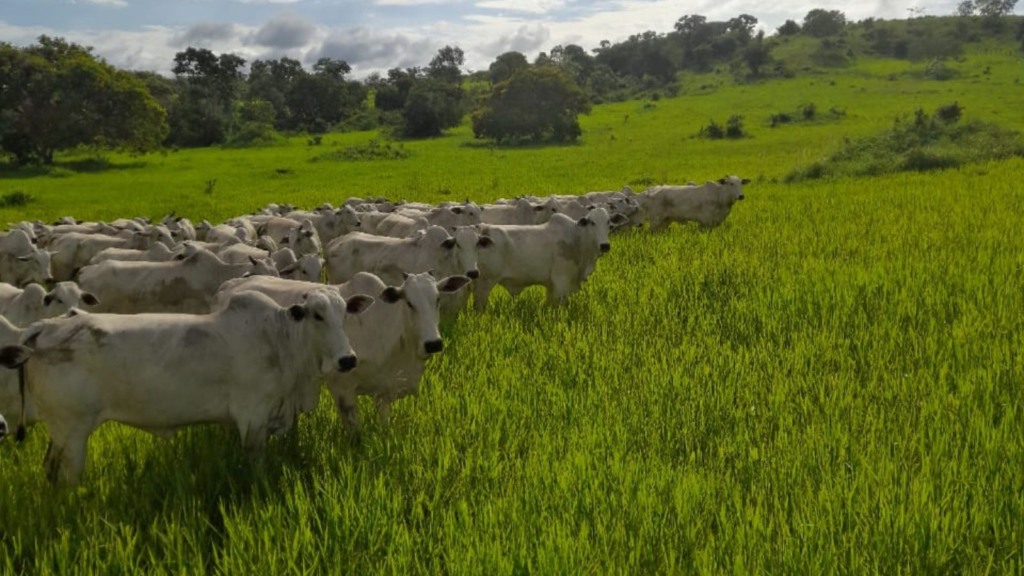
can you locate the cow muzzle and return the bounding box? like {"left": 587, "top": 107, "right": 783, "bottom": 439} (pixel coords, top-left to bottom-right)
{"left": 737, "top": 194, "right": 745, "bottom": 201}
{"left": 337, "top": 355, "right": 358, "bottom": 372}
{"left": 424, "top": 339, "right": 444, "bottom": 354}
{"left": 467, "top": 269, "right": 480, "bottom": 280}
{"left": 599, "top": 243, "right": 611, "bottom": 253}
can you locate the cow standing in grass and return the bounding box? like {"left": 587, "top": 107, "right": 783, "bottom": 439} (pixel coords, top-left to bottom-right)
{"left": 638, "top": 175, "right": 749, "bottom": 231}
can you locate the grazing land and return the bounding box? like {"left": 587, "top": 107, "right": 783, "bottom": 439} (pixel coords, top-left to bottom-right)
{"left": 1, "top": 43, "right": 1023, "bottom": 573}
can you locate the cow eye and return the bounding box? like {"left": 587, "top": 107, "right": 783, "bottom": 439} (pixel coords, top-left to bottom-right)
{"left": 313, "top": 312, "right": 325, "bottom": 322}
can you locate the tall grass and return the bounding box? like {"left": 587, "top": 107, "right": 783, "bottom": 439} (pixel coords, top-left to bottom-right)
{"left": 1, "top": 46, "right": 1023, "bottom": 573}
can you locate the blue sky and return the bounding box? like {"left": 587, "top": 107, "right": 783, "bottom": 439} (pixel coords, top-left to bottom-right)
{"left": 1, "top": 0, "right": 965, "bottom": 77}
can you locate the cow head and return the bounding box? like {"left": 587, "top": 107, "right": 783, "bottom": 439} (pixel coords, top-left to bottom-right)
{"left": 384, "top": 272, "right": 471, "bottom": 358}
{"left": 43, "top": 281, "right": 100, "bottom": 312}
{"left": 576, "top": 207, "right": 614, "bottom": 253}
{"left": 291, "top": 289, "right": 373, "bottom": 374}
{"left": 13, "top": 249, "right": 55, "bottom": 287}
{"left": 717, "top": 175, "right": 750, "bottom": 202}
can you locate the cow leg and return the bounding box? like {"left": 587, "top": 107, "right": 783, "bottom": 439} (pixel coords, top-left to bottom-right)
{"left": 472, "top": 281, "right": 494, "bottom": 311}
{"left": 44, "top": 424, "right": 92, "bottom": 486}
{"left": 332, "top": 388, "right": 360, "bottom": 434}
{"left": 374, "top": 397, "right": 393, "bottom": 427}
{"left": 648, "top": 218, "right": 668, "bottom": 233}
{"left": 547, "top": 277, "right": 573, "bottom": 306}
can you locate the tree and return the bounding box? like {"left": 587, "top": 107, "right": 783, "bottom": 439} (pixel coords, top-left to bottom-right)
{"left": 0, "top": 36, "right": 167, "bottom": 164}
{"left": 777, "top": 20, "right": 802, "bottom": 35}
{"left": 401, "top": 78, "right": 464, "bottom": 137}
{"left": 976, "top": 0, "right": 1017, "bottom": 16}
{"left": 802, "top": 9, "right": 847, "bottom": 37}
{"left": 956, "top": 0, "right": 977, "bottom": 16}
{"left": 471, "top": 67, "right": 591, "bottom": 144}
{"left": 168, "top": 47, "right": 247, "bottom": 147}
{"left": 743, "top": 31, "right": 772, "bottom": 76}
{"left": 427, "top": 45, "right": 464, "bottom": 85}
{"left": 488, "top": 51, "right": 529, "bottom": 84}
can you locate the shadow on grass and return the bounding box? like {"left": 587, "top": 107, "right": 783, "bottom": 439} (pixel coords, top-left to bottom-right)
{"left": 459, "top": 139, "right": 583, "bottom": 151}
{"left": 0, "top": 158, "right": 148, "bottom": 179}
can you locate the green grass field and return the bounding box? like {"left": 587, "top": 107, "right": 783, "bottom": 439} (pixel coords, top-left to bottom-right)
{"left": 1, "top": 44, "right": 1023, "bottom": 573}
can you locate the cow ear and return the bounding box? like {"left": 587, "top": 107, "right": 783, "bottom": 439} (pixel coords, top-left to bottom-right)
{"left": 611, "top": 213, "right": 629, "bottom": 226}
{"left": 381, "top": 286, "right": 403, "bottom": 303}
{"left": 288, "top": 304, "right": 306, "bottom": 321}
{"left": 450, "top": 206, "right": 464, "bottom": 214}
{"left": 0, "top": 345, "right": 32, "bottom": 369}
{"left": 81, "top": 293, "right": 100, "bottom": 306}
{"left": 437, "top": 275, "right": 471, "bottom": 293}
{"left": 741, "top": 178, "right": 751, "bottom": 185}
{"left": 440, "top": 238, "right": 456, "bottom": 250}
{"left": 477, "top": 236, "right": 494, "bottom": 248}
{"left": 577, "top": 217, "right": 592, "bottom": 227}
{"left": 43, "top": 293, "right": 57, "bottom": 306}
{"left": 346, "top": 294, "right": 375, "bottom": 314}
{"left": 718, "top": 177, "right": 727, "bottom": 185}
{"left": 533, "top": 205, "right": 544, "bottom": 211}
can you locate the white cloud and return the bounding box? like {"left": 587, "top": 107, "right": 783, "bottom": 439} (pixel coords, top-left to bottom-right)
{"left": 77, "top": 0, "right": 129, "bottom": 7}
{"left": 475, "top": 0, "right": 566, "bottom": 14}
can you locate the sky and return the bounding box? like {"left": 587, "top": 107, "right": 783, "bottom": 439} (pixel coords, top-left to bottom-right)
{"left": 1, "top": 0, "right": 967, "bottom": 78}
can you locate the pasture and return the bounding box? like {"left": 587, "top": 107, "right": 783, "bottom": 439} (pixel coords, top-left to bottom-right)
{"left": 1, "top": 46, "right": 1023, "bottom": 572}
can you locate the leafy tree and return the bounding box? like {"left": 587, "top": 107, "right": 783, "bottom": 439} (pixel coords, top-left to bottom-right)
{"left": 401, "top": 78, "right": 463, "bottom": 137}
{"left": 777, "top": 20, "right": 802, "bottom": 35}
{"left": 167, "top": 47, "right": 246, "bottom": 147}
{"left": 488, "top": 51, "right": 529, "bottom": 84}
{"left": 0, "top": 36, "right": 167, "bottom": 164}
{"left": 956, "top": 0, "right": 977, "bottom": 16}
{"left": 976, "top": 0, "right": 1017, "bottom": 16}
{"left": 743, "top": 31, "right": 773, "bottom": 76}
{"left": 802, "top": 9, "right": 847, "bottom": 37}
{"left": 427, "top": 45, "right": 464, "bottom": 85}
{"left": 471, "top": 67, "right": 591, "bottom": 144}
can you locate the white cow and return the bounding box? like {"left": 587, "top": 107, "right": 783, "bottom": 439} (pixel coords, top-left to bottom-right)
{"left": 480, "top": 198, "right": 553, "bottom": 226}
{"left": 0, "top": 288, "right": 372, "bottom": 484}
{"left": 217, "top": 271, "right": 470, "bottom": 431}
{"left": 0, "top": 281, "right": 100, "bottom": 428}
{"left": 77, "top": 245, "right": 278, "bottom": 313}
{"left": 638, "top": 175, "right": 749, "bottom": 231}
{"left": 325, "top": 226, "right": 483, "bottom": 286}
{"left": 0, "top": 230, "right": 54, "bottom": 288}
{"left": 284, "top": 205, "right": 362, "bottom": 244}
{"left": 473, "top": 207, "right": 625, "bottom": 309}
{"left": 0, "top": 281, "right": 100, "bottom": 327}
{"left": 0, "top": 411, "right": 6, "bottom": 441}
{"left": 88, "top": 243, "right": 180, "bottom": 265}
{"left": 48, "top": 232, "right": 152, "bottom": 281}
{"left": 395, "top": 201, "right": 482, "bottom": 231}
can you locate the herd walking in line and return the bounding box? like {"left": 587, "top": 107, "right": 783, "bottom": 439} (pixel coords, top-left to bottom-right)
{"left": 0, "top": 176, "right": 747, "bottom": 485}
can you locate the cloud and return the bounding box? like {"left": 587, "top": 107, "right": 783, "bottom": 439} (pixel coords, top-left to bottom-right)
{"left": 76, "top": 0, "right": 129, "bottom": 7}
{"left": 375, "top": 0, "right": 463, "bottom": 4}
{"left": 477, "top": 23, "right": 550, "bottom": 55}
{"left": 248, "top": 14, "right": 318, "bottom": 49}
{"left": 173, "top": 22, "right": 241, "bottom": 47}
{"left": 310, "top": 27, "right": 436, "bottom": 72}
{"left": 475, "top": 0, "right": 566, "bottom": 14}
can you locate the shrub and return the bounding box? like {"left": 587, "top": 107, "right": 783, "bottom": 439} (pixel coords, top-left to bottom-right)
{"left": 0, "top": 190, "right": 34, "bottom": 207}
{"left": 784, "top": 105, "right": 1024, "bottom": 182}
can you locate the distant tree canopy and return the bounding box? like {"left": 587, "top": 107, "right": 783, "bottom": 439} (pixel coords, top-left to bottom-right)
{"left": 802, "top": 9, "right": 848, "bottom": 37}
{"left": 0, "top": 36, "right": 167, "bottom": 165}
{"left": 471, "top": 67, "right": 591, "bottom": 144}
{"left": 368, "top": 45, "right": 466, "bottom": 138}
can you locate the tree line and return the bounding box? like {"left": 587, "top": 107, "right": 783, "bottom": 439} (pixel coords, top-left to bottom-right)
{"left": 1, "top": 6, "right": 1021, "bottom": 165}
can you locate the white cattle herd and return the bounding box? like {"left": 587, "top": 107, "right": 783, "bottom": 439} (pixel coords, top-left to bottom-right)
{"left": 0, "top": 176, "right": 747, "bottom": 484}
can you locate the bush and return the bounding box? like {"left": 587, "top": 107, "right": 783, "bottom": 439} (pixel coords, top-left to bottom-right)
{"left": 784, "top": 105, "right": 1024, "bottom": 182}
{"left": 698, "top": 116, "right": 746, "bottom": 139}
{"left": 0, "top": 190, "right": 34, "bottom": 207}
{"left": 310, "top": 139, "right": 409, "bottom": 162}
{"left": 923, "top": 59, "right": 956, "bottom": 80}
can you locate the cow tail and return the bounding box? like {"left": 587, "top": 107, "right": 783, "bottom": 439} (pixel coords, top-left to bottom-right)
{"left": 15, "top": 364, "right": 26, "bottom": 442}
